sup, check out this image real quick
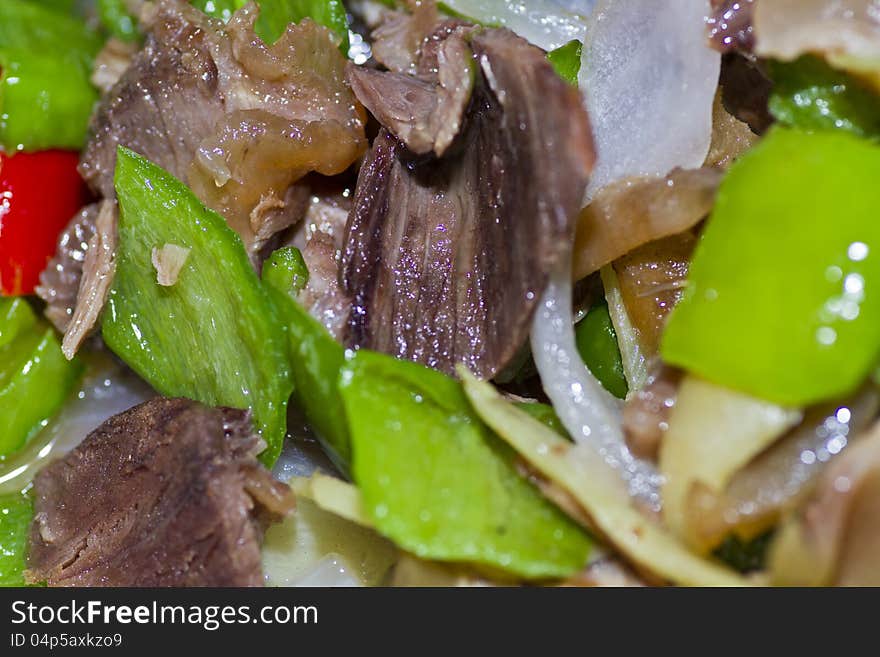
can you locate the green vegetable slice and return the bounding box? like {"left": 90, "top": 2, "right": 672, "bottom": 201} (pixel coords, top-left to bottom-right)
{"left": 340, "top": 350, "right": 592, "bottom": 580}
{"left": 0, "top": 492, "right": 32, "bottom": 587}
{"left": 575, "top": 301, "right": 628, "bottom": 399}
{"left": 0, "top": 49, "right": 99, "bottom": 151}
{"left": 98, "top": 0, "right": 141, "bottom": 41}
{"left": 0, "top": 298, "right": 83, "bottom": 458}
{"left": 262, "top": 247, "right": 351, "bottom": 471}
{"left": 461, "top": 371, "right": 749, "bottom": 586}
{"left": 662, "top": 127, "right": 880, "bottom": 406}
{"left": 103, "top": 147, "right": 293, "bottom": 465}
{"left": 547, "top": 39, "right": 582, "bottom": 86}
{"left": 0, "top": 0, "right": 101, "bottom": 58}
{"left": 0, "top": 0, "right": 101, "bottom": 151}
{"left": 29, "top": 0, "right": 77, "bottom": 12}
{"left": 0, "top": 298, "right": 36, "bottom": 349}
{"left": 768, "top": 56, "right": 880, "bottom": 140}
{"left": 514, "top": 402, "right": 568, "bottom": 438}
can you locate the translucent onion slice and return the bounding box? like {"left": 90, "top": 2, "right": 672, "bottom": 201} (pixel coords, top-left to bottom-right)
{"left": 440, "top": 0, "right": 594, "bottom": 51}
{"left": 261, "top": 496, "right": 397, "bottom": 587}
{"left": 532, "top": 264, "right": 662, "bottom": 508}
{"left": 660, "top": 376, "right": 802, "bottom": 545}
{"left": 685, "top": 386, "right": 880, "bottom": 550}
{"left": 579, "top": 0, "right": 720, "bottom": 199}
{"left": 769, "top": 419, "right": 880, "bottom": 586}
{"left": 461, "top": 372, "right": 749, "bottom": 586}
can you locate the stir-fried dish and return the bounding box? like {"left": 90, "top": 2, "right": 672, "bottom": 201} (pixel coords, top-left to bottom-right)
{"left": 1, "top": 0, "right": 879, "bottom": 587}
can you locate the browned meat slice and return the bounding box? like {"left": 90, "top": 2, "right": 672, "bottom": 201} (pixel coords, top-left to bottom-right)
{"left": 26, "top": 398, "right": 294, "bottom": 587}
{"left": 614, "top": 230, "right": 698, "bottom": 357}
{"left": 623, "top": 365, "right": 683, "bottom": 461}
{"left": 342, "top": 27, "right": 594, "bottom": 378}
{"left": 80, "top": 0, "right": 224, "bottom": 201}
{"left": 573, "top": 168, "right": 720, "bottom": 281}
{"left": 60, "top": 200, "right": 117, "bottom": 359}
{"left": 36, "top": 204, "right": 99, "bottom": 333}
{"left": 719, "top": 53, "right": 773, "bottom": 133}
{"left": 708, "top": 0, "right": 755, "bottom": 53}
{"left": 369, "top": 3, "right": 440, "bottom": 74}
{"left": 300, "top": 231, "right": 352, "bottom": 340}
{"left": 704, "top": 91, "right": 758, "bottom": 169}
{"left": 80, "top": 0, "right": 366, "bottom": 259}
{"left": 277, "top": 189, "right": 354, "bottom": 340}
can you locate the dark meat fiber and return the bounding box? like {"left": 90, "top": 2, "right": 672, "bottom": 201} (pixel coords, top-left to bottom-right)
{"left": 342, "top": 25, "right": 594, "bottom": 379}
{"left": 26, "top": 398, "right": 294, "bottom": 587}
{"left": 708, "top": 0, "right": 755, "bottom": 53}
{"left": 80, "top": 0, "right": 366, "bottom": 259}
{"left": 36, "top": 204, "right": 100, "bottom": 333}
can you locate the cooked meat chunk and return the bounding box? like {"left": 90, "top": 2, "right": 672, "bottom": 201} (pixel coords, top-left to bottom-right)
{"left": 707, "top": 0, "right": 755, "bottom": 53}
{"left": 300, "top": 231, "right": 352, "bottom": 340}
{"left": 352, "top": 18, "right": 476, "bottom": 157}
{"left": 36, "top": 204, "right": 100, "bottom": 333}
{"left": 81, "top": 0, "right": 223, "bottom": 200}
{"left": 369, "top": 3, "right": 440, "bottom": 74}
{"left": 60, "top": 200, "right": 117, "bottom": 359}
{"left": 26, "top": 398, "right": 294, "bottom": 587}
{"left": 279, "top": 190, "right": 354, "bottom": 340}
{"left": 718, "top": 53, "right": 773, "bottom": 133}
{"left": 623, "top": 366, "right": 683, "bottom": 461}
{"left": 614, "top": 230, "right": 699, "bottom": 357}
{"left": 573, "top": 168, "right": 720, "bottom": 281}
{"left": 705, "top": 91, "right": 758, "bottom": 168}
{"left": 342, "top": 27, "right": 594, "bottom": 378}
{"left": 80, "top": 0, "right": 366, "bottom": 259}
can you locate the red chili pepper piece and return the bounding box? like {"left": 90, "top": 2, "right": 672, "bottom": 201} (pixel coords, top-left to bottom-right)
{"left": 0, "top": 150, "right": 90, "bottom": 296}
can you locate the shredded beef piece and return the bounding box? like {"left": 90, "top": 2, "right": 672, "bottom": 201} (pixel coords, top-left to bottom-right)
{"left": 80, "top": 0, "right": 366, "bottom": 259}
{"left": 26, "top": 398, "right": 294, "bottom": 587}
{"left": 623, "top": 366, "right": 683, "bottom": 461}
{"left": 60, "top": 200, "right": 118, "bottom": 360}
{"left": 36, "top": 204, "right": 100, "bottom": 333}
{"left": 614, "top": 230, "right": 699, "bottom": 357}
{"left": 708, "top": 0, "right": 756, "bottom": 53}
{"left": 342, "top": 27, "right": 594, "bottom": 378}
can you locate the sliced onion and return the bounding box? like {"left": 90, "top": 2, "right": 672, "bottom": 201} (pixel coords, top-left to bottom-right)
{"left": 685, "top": 385, "right": 880, "bottom": 549}
{"left": 440, "top": 0, "right": 594, "bottom": 51}
{"left": 579, "top": 0, "right": 720, "bottom": 199}
{"left": 531, "top": 261, "right": 662, "bottom": 509}
{"left": 262, "top": 496, "right": 397, "bottom": 587}
{"left": 660, "top": 376, "right": 802, "bottom": 546}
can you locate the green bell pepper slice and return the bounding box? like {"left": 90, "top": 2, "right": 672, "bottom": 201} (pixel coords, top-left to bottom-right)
{"left": 103, "top": 147, "right": 294, "bottom": 465}
{"left": 662, "top": 127, "right": 880, "bottom": 406}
